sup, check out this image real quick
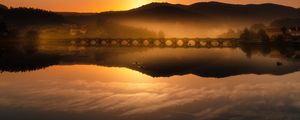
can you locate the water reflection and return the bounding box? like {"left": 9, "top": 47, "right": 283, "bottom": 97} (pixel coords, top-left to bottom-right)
{"left": 1, "top": 39, "right": 300, "bottom": 120}
{"left": 0, "top": 42, "right": 300, "bottom": 77}
{"left": 1, "top": 65, "right": 300, "bottom": 120}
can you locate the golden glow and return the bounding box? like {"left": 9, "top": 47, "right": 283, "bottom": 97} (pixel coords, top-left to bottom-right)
{"left": 128, "top": 0, "right": 151, "bottom": 9}
{"left": 1, "top": 65, "right": 300, "bottom": 116}
{"left": 1, "top": 0, "right": 299, "bottom": 12}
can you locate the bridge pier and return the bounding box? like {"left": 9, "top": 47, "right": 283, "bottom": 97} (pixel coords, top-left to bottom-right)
{"left": 218, "top": 40, "right": 224, "bottom": 48}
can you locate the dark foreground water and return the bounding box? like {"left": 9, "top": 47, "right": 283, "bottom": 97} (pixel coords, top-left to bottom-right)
{"left": 0, "top": 44, "right": 300, "bottom": 120}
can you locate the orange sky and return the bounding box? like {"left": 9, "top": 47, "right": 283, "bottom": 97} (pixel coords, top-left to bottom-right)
{"left": 1, "top": 0, "right": 299, "bottom": 12}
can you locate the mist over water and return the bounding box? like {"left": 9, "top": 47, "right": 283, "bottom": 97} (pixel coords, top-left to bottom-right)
{"left": 1, "top": 1, "right": 300, "bottom": 120}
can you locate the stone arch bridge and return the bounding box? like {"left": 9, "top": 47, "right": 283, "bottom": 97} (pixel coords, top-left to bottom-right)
{"left": 69, "top": 38, "right": 240, "bottom": 48}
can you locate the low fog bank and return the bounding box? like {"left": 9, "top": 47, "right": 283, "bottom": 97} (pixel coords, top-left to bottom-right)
{"left": 117, "top": 19, "right": 253, "bottom": 38}
{"left": 1, "top": 1, "right": 300, "bottom": 41}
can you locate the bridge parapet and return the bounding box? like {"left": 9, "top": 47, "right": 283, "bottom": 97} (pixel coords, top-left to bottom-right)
{"left": 69, "top": 38, "right": 239, "bottom": 48}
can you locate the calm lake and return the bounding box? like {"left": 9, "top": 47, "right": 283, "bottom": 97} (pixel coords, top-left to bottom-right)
{"left": 1, "top": 43, "right": 300, "bottom": 120}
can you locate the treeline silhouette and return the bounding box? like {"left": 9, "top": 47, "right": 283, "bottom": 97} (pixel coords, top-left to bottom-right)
{"left": 0, "top": 5, "right": 64, "bottom": 27}
{"left": 240, "top": 28, "right": 270, "bottom": 43}
{"left": 0, "top": 4, "right": 65, "bottom": 41}
{"left": 238, "top": 20, "right": 300, "bottom": 44}
{"left": 240, "top": 43, "right": 300, "bottom": 59}
{"left": 0, "top": 3, "right": 163, "bottom": 39}
{"left": 0, "top": 43, "right": 299, "bottom": 74}
{"left": 0, "top": 50, "right": 62, "bottom": 72}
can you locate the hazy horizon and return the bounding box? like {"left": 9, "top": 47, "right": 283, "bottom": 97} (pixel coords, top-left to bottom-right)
{"left": 1, "top": 0, "right": 300, "bottom": 13}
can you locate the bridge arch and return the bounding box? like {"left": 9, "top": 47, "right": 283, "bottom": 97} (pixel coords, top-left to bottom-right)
{"left": 187, "top": 40, "right": 196, "bottom": 47}
{"left": 165, "top": 40, "right": 173, "bottom": 46}
{"left": 90, "top": 40, "right": 97, "bottom": 45}
{"left": 72, "top": 38, "right": 239, "bottom": 48}
{"left": 80, "top": 40, "right": 87, "bottom": 45}
{"left": 111, "top": 40, "right": 118, "bottom": 46}
{"left": 211, "top": 41, "right": 220, "bottom": 47}
{"left": 143, "top": 40, "right": 150, "bottom": 46}
{"left": 132, "top": 40, "right": 139, "bottom": 46}
{"left": 176, "top": 40, "right": 184, "bottom": 47}
{"left": 154, "top": 40, "right": 161, "bottom": 46}
{"left": 121, "top": 40, "right": 129, "bottom": 46}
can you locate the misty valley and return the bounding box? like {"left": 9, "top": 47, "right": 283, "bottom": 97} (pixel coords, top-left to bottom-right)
{"left": 1, "top": 1, "right": 300, "bottom": 120}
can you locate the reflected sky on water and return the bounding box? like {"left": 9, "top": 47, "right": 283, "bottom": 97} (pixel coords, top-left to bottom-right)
{"left": 1, "top": 43, "right": 300, "bottom": 120}
{"left": 1, "top": 65, "right": 300, "bottom": 120}
{"left": 2, "top": 43, "right": 300, "bottom": 77}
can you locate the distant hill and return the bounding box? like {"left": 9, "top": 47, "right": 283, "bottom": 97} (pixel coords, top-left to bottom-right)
{"left": 0, "top": 4, "right": 8, "bottom": 10}
{"left": 0, "top": 4, "right": 8, "bottom": 17}
{"left": 98, "top": 2, "right": 300, "bottom": 22}
{"left": 189, "top": 2, "right": 299, "bottom": 21}
{"left": 2, "top": 2, "right": 298, "bottom": 38}
{"left": 92, "top": 2, "right": 300, "bottom": 37}
{"left": 122, "top": 2, "right": 203, "bottom": 20}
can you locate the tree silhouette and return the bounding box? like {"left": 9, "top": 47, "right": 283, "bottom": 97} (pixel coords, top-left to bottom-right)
{"left": 257, "top": 29, "right": 270, "bottom": 43}
{"left": 240, "top": 28, "right": 252, "bottom": 41}
{"left": 3, "top": 7, "right": 65, "bottom": 27}
{"left": 240, "top": 28, "right": 271, "bottom": 43}
{"left": 0, "top": 22, "right": 8, "bottom": 38}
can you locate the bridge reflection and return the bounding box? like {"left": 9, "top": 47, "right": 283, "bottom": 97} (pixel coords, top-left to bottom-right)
{"left": 69, "top": 38, "right": 240, "bottom": 48}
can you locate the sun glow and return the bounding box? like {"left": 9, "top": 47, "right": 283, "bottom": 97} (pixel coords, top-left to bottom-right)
{"left": 128, "top": 0, "right": 151, "bottom": 8}
{"left": 1, "top": 0, "right": 300, "bottom": 12}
